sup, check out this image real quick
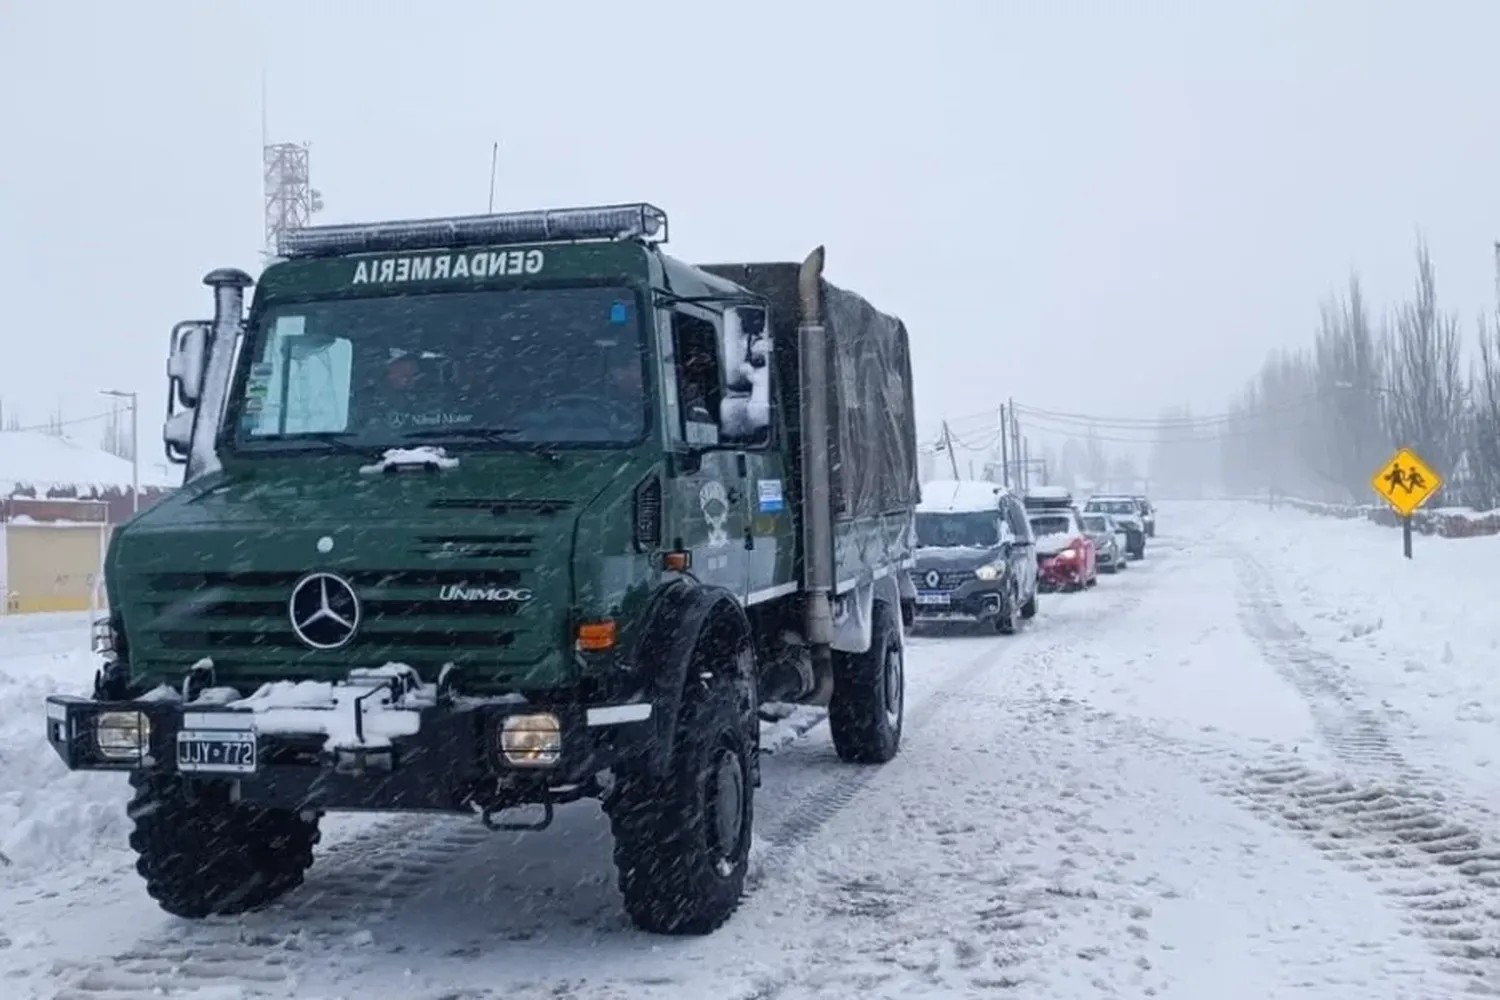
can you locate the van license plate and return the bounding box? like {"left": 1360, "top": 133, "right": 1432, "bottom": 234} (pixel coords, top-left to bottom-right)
{"left": 916, "top": 592, "right": 950, "bottom": 606}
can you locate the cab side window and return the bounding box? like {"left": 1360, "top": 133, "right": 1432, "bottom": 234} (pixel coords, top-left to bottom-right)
{"left": 670, "top": 305, "right": 775, "bottom": 450}
{"left": 671, "top": 310, "right": 723, "bottom": 446}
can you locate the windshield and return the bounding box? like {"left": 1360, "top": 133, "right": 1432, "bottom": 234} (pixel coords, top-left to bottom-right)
{"left": 1081, "top": 515, "right": 1109, "bottom": 533}
{"left": 1089, "top": 499, "right": 1138, "bottom": 516}
{"left": 915, "top": 511, "right": 1000, "bottom": 548}
{"left": 229, "top": 287, "right": 647, "bottom": 450}
{"left": 1029, "top": 513, "right": 1075, "bottom": 537}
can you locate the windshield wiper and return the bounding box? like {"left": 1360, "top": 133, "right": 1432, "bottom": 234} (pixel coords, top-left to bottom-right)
{"left": 247, "top": 432, "right": 374, "bottom": 455}
{"left": 403, "top": 427, "right": 523, "bottom": 442}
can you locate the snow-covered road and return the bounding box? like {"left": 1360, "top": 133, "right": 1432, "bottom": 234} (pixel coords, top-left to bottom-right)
{"left": 6, "top": 501, "right": 1500, "bottom": 998}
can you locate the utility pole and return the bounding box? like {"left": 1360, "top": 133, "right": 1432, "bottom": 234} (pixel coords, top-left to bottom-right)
{"left": 940, "top": 421, "right": 961, "bottom": 478}
{"left": 998, "top": 407, "right": 1010, "bottom": 487}
{"left": 1008, "top": 398, "right": 1021, "bottom": 492}
{"left": 1021, "top": 437, "right": 1030, "bottom": 493}
{"left": 100, "top": 390, "right": 139, "bottom": 515}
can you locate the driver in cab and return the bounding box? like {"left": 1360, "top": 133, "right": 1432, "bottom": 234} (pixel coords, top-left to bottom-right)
{"left": 363, "top": 351, "right": 465, "bottom": 432}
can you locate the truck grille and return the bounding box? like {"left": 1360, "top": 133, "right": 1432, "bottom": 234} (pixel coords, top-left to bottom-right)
{"left": 134, "top": 567, "right": 553, "bottom": 677}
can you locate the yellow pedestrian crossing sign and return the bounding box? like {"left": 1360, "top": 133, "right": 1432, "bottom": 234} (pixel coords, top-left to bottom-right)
{"left": 1371, "top": 447, "right": 1442, "bottom": 518}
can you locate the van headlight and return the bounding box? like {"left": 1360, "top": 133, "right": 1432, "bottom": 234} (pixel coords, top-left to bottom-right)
{"left": 974, "top": 563, "right": 1004, "bottom": 581}
{"left": 95, "top": 710, "right": 151, "bottom": 761}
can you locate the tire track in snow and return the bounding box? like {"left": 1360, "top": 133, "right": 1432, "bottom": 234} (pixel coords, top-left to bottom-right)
{"left": 750, "top": 584, "right": 1152, "bottom": 887}
{"left": 1230, "top": 548, "right": 1500, "bottom": 994}
{"left": 1234, "top": 552, "right": 1408, "bottom": 775}
{"left": 731, "top": 552, "right": 1193, "bottom": 1000}
{"left": 48, "top": 815, "right": 493, "bottom": 999}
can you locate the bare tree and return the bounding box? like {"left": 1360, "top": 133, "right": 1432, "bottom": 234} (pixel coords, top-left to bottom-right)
{"left": 1383, "top": 242, "right": 1465, "bottom": 491}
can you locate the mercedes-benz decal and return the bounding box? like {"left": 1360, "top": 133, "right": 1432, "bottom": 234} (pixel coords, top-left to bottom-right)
{"left": 924, "top": 569, "right": 941, "bottom": 588}
{"left": 288, "top": 572, "right": 361, "bottom": 650}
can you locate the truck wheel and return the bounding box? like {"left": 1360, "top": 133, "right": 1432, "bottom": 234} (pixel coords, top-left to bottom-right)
{"left": 828, "top": 601, "right": 903, "bottom": 764}
{"left": 1020, "top": 590, "right": 1038, "bottom": 619}
{"left": 127, "top": 772, "right": 319, "bottom": 918}
{"left": 609, "top": 674, "right": 754, "bottom": 935}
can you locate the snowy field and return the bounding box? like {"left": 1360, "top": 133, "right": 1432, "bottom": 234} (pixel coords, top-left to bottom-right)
{"left": 5, "top": 501, "right": 1500, "bottom": 997}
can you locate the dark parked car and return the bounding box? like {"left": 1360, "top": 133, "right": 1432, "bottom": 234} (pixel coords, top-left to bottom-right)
{"left": 910, "top": 479, "right": 1040, "bottom": 633}
{"left": 1132, "top": 496, "right": 1156, "bottom": 537}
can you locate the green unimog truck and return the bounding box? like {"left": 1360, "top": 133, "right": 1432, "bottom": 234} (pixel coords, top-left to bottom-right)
{"left": 45, "top": 202, "right": 920, "bottom": 936}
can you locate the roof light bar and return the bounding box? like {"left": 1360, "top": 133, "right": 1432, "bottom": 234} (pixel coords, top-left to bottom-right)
{"left": 277, "top": 202, "right": 669, "bottom": 260}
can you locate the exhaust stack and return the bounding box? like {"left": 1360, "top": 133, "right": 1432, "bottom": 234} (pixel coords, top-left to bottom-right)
{"left": 186, "top": 268, "right": 254, "bottom": 481}
{"left": 796, "top": 247, "right": 835, "bottom": 670}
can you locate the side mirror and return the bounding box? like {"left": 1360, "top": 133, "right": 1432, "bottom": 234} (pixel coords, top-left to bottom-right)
{"left": 163, "top": 407, "right": 193, "bottom": 465}
{"left": 167, "top": 321, "right": 212, "bottom": 407}
{"left": 722, "top": 305, "right": 769, "bottom": 391}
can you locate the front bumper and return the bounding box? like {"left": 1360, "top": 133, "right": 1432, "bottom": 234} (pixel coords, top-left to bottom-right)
{"left": 1037, "top": 557, "right": 1086, "bottom": 590}
{"left": 44, "top": 675, "right": 656, "bottom": 814}
{"left": 911, "top": 578, "right": 1007, "bottom": 622}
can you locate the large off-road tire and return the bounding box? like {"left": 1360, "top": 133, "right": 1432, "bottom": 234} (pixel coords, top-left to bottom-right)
{"left": 128, "top": 772, "right": 319, "bottom": 918}
{"left": 609, "top": 674, "right": 755, "bottom": 936}
{"left": 828, "top": 601, "right": 903, "bottom": 764}
{"left": 1020, "top": 589, "right": 1038, "bottom": 619}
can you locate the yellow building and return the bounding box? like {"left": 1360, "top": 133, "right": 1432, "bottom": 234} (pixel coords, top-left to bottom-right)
{"left": 1, "top": 496, "right": 112, "bottom": 614}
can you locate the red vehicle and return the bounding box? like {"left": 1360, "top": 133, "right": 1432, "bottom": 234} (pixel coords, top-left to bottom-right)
{"left": 1026, "top": 505, "right": 1097, "bottom": 592}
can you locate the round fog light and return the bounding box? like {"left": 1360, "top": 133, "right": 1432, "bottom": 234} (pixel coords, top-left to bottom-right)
{"left": 499, "top": 713, "right": 562, "bottom": 767}
{"left": 96, "top": 710, "right": 150, "bottom": 760}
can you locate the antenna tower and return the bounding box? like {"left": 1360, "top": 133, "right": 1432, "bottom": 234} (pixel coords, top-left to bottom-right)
{"left": 263, "top": 142, "right": 323, "bottom": 260}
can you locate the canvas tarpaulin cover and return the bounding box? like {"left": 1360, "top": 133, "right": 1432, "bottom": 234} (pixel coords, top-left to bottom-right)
{"left": 701, "top": 262, "right": 920, "bottom": 520}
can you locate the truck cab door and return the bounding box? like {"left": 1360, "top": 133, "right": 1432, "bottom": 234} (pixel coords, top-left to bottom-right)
{"left": 666, "top": 308, "right": 748, "bottom": 602}
{"left": 718, "top": 305, "right": 789, "bottom": 609}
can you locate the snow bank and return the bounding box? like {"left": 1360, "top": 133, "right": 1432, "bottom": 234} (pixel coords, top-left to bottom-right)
{"left": 0, "top": 613, "right": 132, "bottom": 872}
{"left": 0, "top": 429, "right": 176, "bottom": 496}
{"left": 1263, "top": 493, "right": 1500, "bottom": 538}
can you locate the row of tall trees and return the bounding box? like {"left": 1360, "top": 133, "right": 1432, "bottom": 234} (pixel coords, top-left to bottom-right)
{"left": 1219, "top": 242, "right": 1497, "bottom": 507}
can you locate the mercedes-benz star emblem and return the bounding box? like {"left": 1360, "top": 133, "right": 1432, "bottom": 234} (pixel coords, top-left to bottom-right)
{"left": 288, "top": 572, "right": 361, "bottom": 650}
{"left": 924, "top": 569, "right": 941, "bottom": 588}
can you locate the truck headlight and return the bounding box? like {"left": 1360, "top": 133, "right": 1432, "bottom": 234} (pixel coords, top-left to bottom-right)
{"left": 974, "top": 563, "right": 1003, "bottom": 581}
{"left": 95, "top": 710, "right": 151, "bottom": 761}
{"left": 500, "top": 713, "right": 562, "bottom": 767}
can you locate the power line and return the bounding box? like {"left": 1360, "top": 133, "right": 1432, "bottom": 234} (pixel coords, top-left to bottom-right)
{"left": 0, "top": 411, "right": 115, "bottom": 435}
{"left": 940, "top": 390, "right": 1344, "bottom": 432}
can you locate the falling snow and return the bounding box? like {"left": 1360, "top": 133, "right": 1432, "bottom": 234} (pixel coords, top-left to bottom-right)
{"left": 7, "top": 502, "right": 1500, "bottom": 997}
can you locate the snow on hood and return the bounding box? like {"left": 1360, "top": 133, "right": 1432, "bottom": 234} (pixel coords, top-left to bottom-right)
{"left": 914, "top": 544, "right": 1002, "bottom": 570}
{"left": 1033, "top": 532, "right": 1076, "bottom": 556}
{"left": 358, "top": 446, "right": 460, "bottom": 475}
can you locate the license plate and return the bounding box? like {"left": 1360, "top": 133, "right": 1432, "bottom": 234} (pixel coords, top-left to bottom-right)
{"left": 915, "top": 592, "right": 950, "bottom": 606}
{"left": 177, "top": 731, "right": 258, "bottom": 774}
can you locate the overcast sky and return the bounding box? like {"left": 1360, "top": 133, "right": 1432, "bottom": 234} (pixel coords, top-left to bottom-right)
{"left": 3, "top": 0, "right": 1499, "bottom": 460}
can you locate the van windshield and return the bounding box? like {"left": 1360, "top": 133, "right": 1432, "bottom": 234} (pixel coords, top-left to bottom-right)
{"left": 229, "top": 286, "right": 647, "bottom": 451}
{"left": 915, "top": 511, "right": 999, "bottom": 548}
